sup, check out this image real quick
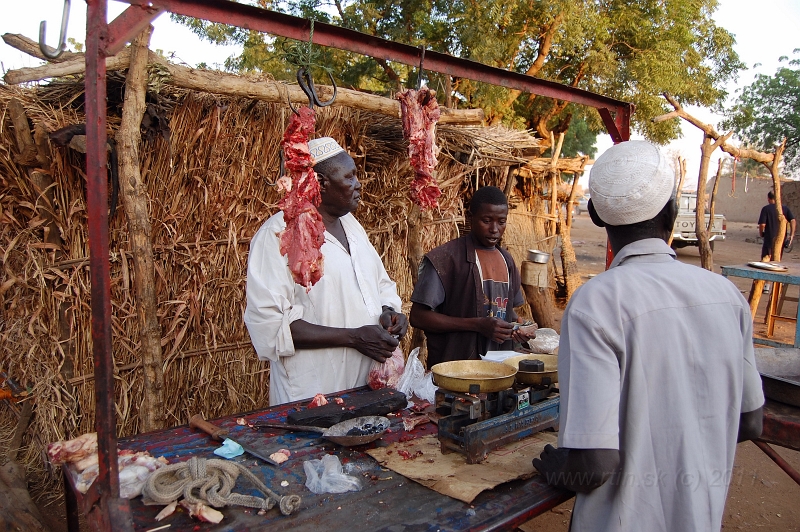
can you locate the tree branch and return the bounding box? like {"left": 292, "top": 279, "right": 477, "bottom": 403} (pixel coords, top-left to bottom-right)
{"left": 501, "top": 13, "right": 564, "bottom": 113}
{"left": 661, "top": 93, "right": 774, "bottom": 164}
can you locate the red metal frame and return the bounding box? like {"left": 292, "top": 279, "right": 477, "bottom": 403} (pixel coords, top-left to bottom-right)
{"left": 81, "top": 1, "right": 631, "bottom": 528}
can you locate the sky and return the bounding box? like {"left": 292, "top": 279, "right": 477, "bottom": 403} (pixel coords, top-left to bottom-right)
{"left": 2, "top": 0, "right": 799, "bottom": 188}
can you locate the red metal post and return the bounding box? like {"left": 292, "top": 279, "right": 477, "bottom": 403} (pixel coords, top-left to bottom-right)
{"left": 84, "top": 0, "right": 134, "bottom": 529}
{"left": 754, "top": 440, "right": 800, "bottom": 486}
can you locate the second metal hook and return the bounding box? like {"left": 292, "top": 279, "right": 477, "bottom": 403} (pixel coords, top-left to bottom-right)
{"left": 289, "top": 67, "right": 337, "bottom": 115}
{"left": 416, "top": 46, "right": 426, "bottom": 90}
{"left": 39, "top": 0, "right": 71, "bottom": 60}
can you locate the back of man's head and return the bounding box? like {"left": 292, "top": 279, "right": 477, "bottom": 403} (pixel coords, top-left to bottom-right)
{"left": 768, "top": 191, "right": 775, "bottom": 201}
{"left": 587, "top": 141, "right": 677, "bottom": 247}
{"left": 469, "top": 186, "right": 508, "bottom": 215}
{"left": 588, "top": 141, "right": 675, "bottom": 226}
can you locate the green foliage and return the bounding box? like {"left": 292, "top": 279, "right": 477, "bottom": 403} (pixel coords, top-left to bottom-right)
{"left": 173, "top": 0, "right": 742, "bottom": 147}
{"left": 723, "top": 52, "right": 800, "bottom": 174}
{"left": 560, "top": 115, "right": 597, "bottom": 158}
{"left": 67, "top": 37, "right": 83, "bottom": 53}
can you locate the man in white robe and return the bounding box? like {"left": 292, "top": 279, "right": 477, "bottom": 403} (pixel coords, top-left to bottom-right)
{"left": 245, "top": 138, "right": 406, "bottom": 405}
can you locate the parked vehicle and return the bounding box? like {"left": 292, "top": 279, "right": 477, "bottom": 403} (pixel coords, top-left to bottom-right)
{"left": 574, "top": 195, "right": 590, "bottom": 215}
{"left": 671, "top": 193, "right": 726, "bottom": 251}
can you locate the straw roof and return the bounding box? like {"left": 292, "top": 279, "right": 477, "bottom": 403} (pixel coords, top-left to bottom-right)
{"left": 0, "top": 76, "right": 542, "bottom": 498}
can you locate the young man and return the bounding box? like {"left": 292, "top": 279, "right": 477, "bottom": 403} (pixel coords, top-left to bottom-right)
{"left": 533, "top": 140, "right": 764, "bottom": 532}
{"left": 409, "top": 186, "right": 533, "bottom": 368}
{"left": 244, "top": 137, "right": 407, "bottom": 405}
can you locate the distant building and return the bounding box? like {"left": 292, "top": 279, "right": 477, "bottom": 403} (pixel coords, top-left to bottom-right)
{"left": 708, "top": 175, "right": 800, "bottom": 223}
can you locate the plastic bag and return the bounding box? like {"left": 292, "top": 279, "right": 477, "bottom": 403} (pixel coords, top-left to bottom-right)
{"left": 367, "top": 346, "right": 405, "bottom": 390}
{"left": 396, "top": 348, "right": 437, "bottom": 404}
{"left": 526, "top": 328, "right": 560, "bottom": 354}
{"left": 303, "top": 454, "right": 362, "bottom": 494}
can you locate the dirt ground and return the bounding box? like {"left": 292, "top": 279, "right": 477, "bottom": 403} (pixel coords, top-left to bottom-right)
{"left": 33, "top": 217, "right": 800, "bottom": 531}
{"left": 521, "top": 216, "right": 800, "bottom": 532}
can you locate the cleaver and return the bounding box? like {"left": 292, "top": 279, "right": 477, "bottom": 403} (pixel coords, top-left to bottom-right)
{"left": 189, "top": 413, "right": 280, "bottom": 466}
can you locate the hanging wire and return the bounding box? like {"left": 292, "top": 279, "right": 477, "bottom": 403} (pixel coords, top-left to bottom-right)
{"left": 280, "top": 18, "right": 332, "bottom": 74}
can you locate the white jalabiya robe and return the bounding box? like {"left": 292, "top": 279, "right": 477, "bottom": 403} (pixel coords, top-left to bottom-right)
{"left": 244, "top": 211, "right": 402, "bottom": 405}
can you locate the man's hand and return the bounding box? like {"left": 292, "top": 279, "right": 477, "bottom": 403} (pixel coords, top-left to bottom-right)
{"left": 477, "top": 317, "right": 515, "bottom": 344}
{"left": 350, "top": 325, "right": 400, "bottom": 363}
{"left": 533, "top": 445, "right": 621, "bottom": 493}
{"left": 379, "top": 309, "right": 408, "bottom": 339}
{"left": 512, "top": 322, "right": 538, "bottom": 344}
{"left": 532, "top": 444, "right": 570, "bottom": 487}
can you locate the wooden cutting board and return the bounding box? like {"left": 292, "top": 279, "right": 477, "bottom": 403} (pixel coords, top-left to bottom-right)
{"left": 286, "top": 388, "right": 407, "bottom": 427}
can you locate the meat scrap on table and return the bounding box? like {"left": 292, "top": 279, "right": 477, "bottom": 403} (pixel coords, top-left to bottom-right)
{"left": 397, "top": 88, "right": 442, "bottom": 210}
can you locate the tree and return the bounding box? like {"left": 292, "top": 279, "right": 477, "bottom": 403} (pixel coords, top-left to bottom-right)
{"left": 175, "top": 0, "right": 743, "bottom": 148}
{"left": 723, "top": 53, "right": 800, "bottom": 175}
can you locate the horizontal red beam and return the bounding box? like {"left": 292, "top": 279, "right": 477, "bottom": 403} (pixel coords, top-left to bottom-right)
{"left": 106, "top": 3, "right": 165, "bottom": 56}
{"left": 120, "top": 0, "right": 631, "bottom": 140}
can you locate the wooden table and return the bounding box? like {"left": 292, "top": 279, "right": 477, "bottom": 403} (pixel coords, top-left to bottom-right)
{"left": 63, "top": 387, "right": 572, "bottom": 531}
{"left": 721, "top": 263, "right": 800, "bottom": 348}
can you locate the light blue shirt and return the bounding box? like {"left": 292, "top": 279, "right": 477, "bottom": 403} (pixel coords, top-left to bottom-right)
{"left": 558, "top": 238, "right": 764, "bottom": 532}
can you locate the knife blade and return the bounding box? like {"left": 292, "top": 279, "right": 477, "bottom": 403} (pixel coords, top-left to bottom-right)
{"left": 189, "top": 413, "right": 280, "bottom": 466}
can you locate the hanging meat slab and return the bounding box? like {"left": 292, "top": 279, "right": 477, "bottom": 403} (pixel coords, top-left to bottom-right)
{"left": 278, "top": 107, "right": 326, "bottom": 289}
{"left": 397, "top": 88, "right": 442, "bottom": 209}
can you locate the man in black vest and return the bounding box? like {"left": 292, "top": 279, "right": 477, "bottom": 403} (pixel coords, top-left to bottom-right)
{"left": 409, "top": 186, "right": 534, "bottom": 368}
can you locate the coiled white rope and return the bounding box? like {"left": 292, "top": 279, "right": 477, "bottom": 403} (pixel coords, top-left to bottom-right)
{"left": 143, "top": 456, "right": 302, "bottom": 516}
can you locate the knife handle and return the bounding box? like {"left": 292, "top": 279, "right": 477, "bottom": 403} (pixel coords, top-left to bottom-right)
{"left": 189, "top": 414, "right": 229, "bottom": 441}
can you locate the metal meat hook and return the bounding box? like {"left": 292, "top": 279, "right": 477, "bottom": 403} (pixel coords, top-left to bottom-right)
{"left": 39, "top": 0, "right": 71, "bottom": 60}
{"left": 416, "top": 46, "right": 426, "bottom": 90}
{"left": 289, "top": 66, "right": 337, "bottom": 115}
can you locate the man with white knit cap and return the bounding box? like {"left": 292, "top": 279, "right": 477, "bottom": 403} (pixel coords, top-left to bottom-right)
{"left": 533, "top": 140, "right": 764, "bottom": 532}
{"left": 245, "top": 137, "right": 407, "bottom": 405}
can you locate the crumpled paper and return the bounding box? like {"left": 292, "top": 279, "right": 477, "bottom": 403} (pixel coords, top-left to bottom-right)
{"left": 213, "top": 438, "right": 244, "bottom": 459}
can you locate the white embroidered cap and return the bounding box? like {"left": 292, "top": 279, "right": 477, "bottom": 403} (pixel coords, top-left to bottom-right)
{"left": 308, "top": 137, "right": 345, "bottom": 164}
{"left": 588, "top": 140, "right": 676, "bottom": 226}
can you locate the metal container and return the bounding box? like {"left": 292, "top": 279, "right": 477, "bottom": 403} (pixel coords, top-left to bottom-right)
{"left": 527, "top": 249, "right": 550, "bottom": 264}
{"left": 503, "top": 354, "right": 558, "bottom": 386}
{"left": 431, "top": 360, "right": 518, "bottom": 393}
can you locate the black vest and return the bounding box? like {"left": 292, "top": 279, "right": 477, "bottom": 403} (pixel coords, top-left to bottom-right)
{"left": 424, "top": 234, "right": 521, "bottom": 367}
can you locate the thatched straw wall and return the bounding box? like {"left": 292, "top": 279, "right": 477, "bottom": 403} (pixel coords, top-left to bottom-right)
{"left": 0, "top": 78, "right": 539, "bottom": 497}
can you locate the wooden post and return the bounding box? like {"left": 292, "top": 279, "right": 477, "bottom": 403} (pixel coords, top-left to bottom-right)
{"left": 695, "top": 131, "right": 731, "bottom": 271}
{"left": 707, "top": 158, "right": 724, "bottom": 235}
{"left": 548, "top": 132, "right": 564, "bottom": 235}
{"left": 117, "top": 26, "right": 166, "bottom": 432}
{"left": 560, "top": 167, "right": 585, "bottom": 300}
{"left": 667, "top": 157, "right": 686, "bottom": 248}
{"left": 769, "top": 139, "right": 788, "bottom": 261}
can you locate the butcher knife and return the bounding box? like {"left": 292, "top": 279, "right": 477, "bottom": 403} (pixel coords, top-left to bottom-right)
{"left": 189, "top": 413, "right": 280, "bottom": 466}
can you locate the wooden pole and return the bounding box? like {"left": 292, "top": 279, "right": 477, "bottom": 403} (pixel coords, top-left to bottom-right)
{"left": 667, "top": 157, "right": 686, "bottom": 247}
{"left": 548, "top": 132, "right": 564, "bottom": 235}
{"left": 707, "top": 158, "right": 724, "bottom": 235}
{"left": 2, "top": 35, "right": 483, "bottom": 125}
{"left": 117, "top": 26, "right": 166, "bottom": 432}
{"left": 560, "top": 165, "right": 586, "bottom": 300}
{"left": 769, "top": 139, "right": 788, "bottom": 261}
{"left": 695, "top": 131, "right": 731, "bottom": 271}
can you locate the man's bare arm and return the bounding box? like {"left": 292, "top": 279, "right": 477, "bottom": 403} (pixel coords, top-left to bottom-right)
{"left": 289, "top": 320, "right": 398, "bottom": 362}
